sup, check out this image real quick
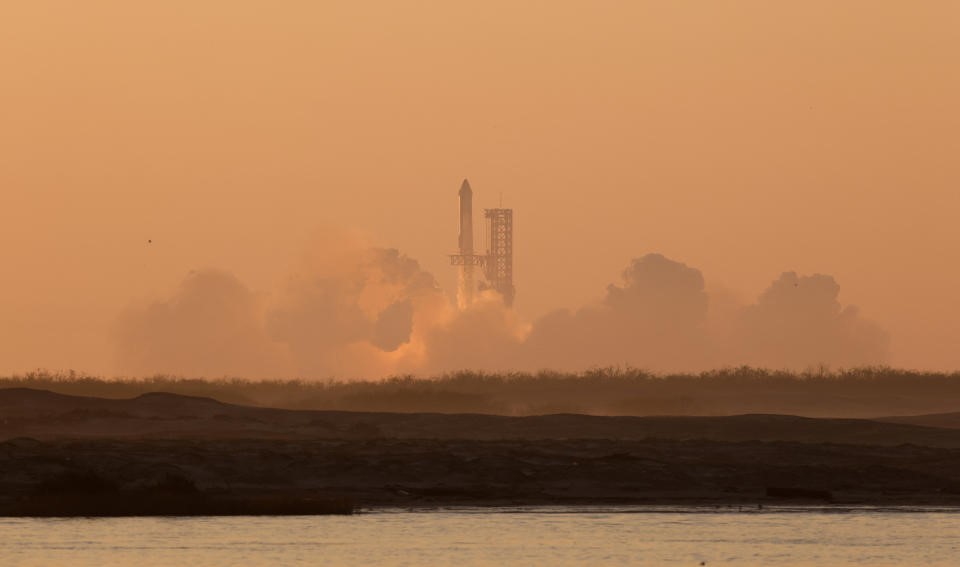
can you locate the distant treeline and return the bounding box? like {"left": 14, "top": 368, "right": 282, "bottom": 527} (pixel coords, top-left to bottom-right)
{"left": 4, "top": 367, "right": 960, "bottom": 418}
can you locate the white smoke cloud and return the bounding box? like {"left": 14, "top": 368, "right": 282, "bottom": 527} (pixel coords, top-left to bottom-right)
{"left": 730, "top": 272, "right": 889, "bottom": 369}
{"left": 115, "top": 240, "right": 889, "bottom": 378}
{"left": 115, "top": 269, "right": 293, "bottom": 378}
{"left": 520, "top": 253, "right": 712, "bottom": 371}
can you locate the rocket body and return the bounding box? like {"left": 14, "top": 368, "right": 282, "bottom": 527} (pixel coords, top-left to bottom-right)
{"left": 457, "top": 179, "right": 475, "bottom": 309}
{"left": 459, "top": 179, "right": 474, "bottom": 256}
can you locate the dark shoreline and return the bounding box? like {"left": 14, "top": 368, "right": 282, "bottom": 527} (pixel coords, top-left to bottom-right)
{"left": 5, "top": 389, "right": 960, "bottom": 517}
{"left": 5, "top": 436, "right": 960, "bottom": 516}
{"left": 11, "top": 501, "right": 960, "bottom": 519}
{"left": 360, "top": 503, "right": 960, "bottom": 513}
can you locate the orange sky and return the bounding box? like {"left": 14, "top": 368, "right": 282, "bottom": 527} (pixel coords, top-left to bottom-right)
{"left": 1, "top": 2, "right": 958, "bottom": 376}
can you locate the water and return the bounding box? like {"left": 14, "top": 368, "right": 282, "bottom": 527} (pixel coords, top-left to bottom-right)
{"left": 2, "top": 507, "right": 959, "bottom": 566}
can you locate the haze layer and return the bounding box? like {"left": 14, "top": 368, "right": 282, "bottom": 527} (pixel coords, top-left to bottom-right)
{"left": 1, "top": 2, "right": 957, "bottom": 375}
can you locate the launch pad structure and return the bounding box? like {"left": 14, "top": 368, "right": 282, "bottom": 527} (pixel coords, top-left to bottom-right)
{"left": 483, "top": 207, "right": 515, "bottom": 308}
{"left": 449, "top": 179, "right": 515, "bottom": 309}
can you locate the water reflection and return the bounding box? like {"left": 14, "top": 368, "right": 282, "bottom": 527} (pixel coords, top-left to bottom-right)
{"left": 3, "top": 507, "right": 959, "bottom": 566}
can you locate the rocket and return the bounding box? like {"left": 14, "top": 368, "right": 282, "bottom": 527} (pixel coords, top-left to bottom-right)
{"left": 450, "top": 178, "right": 515, "bottom": 310}
{"left": 458, "top": 179, "right": 474, "bottom": 257}
{"left": 457, "top": 179, "right": 475, "bottom": 309}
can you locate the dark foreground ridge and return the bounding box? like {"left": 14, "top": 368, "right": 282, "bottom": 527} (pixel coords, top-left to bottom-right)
{"left": 3, "top": 388, "right": 960, "bottom": 514}
{"left": 4, "top": 387, "right": 960, "bottom": 446}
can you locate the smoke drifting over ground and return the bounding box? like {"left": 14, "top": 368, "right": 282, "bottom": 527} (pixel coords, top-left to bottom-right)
{"left": 733, "top": 272, "right": 889, "bottom": 369}
{"left": 116, "top": 270, "right": 291, "bottom": 378}
{"left": 522, "top": 254, "right": 711, "bottom": 371}
{"left": 263, "top": 241, "right": 448, "bottom": 377}
{"left": 116, "top": 236, "right": 888, "bottom": 379}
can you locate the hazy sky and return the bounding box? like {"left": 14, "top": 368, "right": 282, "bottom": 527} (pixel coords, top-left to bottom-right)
{"left": 1, "top": 2, "right": 958, "bottom": 376}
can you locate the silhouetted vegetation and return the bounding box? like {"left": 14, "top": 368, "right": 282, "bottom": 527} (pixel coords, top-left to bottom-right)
{"left": 5, "top": 366, "right": 960, "bottom": 417}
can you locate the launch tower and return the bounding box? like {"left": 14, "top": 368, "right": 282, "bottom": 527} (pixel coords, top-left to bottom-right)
{"left": 449, "top": 179, "right": 515, "bottom": 309}
{"left": 483, "top": 207, "right": 514, "bottom": 307}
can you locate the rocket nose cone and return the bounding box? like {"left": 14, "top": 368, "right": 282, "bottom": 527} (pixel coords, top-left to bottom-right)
{"left": 459, "top": 179, "right": 472, "bottom": 195}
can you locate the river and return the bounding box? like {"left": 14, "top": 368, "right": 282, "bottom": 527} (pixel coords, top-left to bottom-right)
{"left": 2, "top": 506, "right": 959, "bottom": 566}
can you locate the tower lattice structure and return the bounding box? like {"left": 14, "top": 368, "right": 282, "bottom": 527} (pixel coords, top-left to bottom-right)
{"left": 484, "top": 208, "right": 514, "bottom": 308}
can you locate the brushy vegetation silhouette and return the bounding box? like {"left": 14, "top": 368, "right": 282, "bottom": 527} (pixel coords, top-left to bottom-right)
{"left": 6, "top": 366, "right": 960, "bottom": 417}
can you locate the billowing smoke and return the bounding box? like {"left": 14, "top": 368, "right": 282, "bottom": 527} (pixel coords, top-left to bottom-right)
{"left": 264, "top": 242, "right": 447, "bottom": 377}
{"left": 731, "top": 272, "right": 889, "bottom": 369}
{"left": 372, "top": 300, "right": 414, "bottom": 352}
{"left": 115, "top": 240, "right": 889, "bottom": 378}
{"left": 420, "top": 290, "right": 527, "bottom": 373}
{"left": 117, "top": 233, "right": 452, "bottom": 378}
{"left": 520, "top": 254, "right": 711, "bottom": 371}
{"left": 115, "top": 270, "right": 293, "bottom": 378}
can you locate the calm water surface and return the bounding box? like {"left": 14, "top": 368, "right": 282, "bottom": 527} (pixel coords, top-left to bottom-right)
{"left": 2, "top": 507, "right": 959, "bottom": 566}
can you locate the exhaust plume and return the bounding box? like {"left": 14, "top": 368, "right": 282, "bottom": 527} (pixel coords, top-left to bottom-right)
{"left": 115, "top": 240, "right": 889, "bottom": 378}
